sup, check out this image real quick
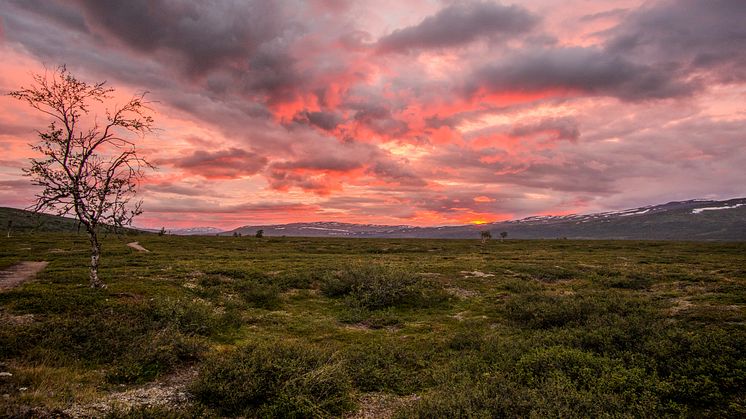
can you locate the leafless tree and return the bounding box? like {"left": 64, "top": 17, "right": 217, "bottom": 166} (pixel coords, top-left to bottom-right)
{"left": 500, "top": 231, "right": 508, "bottom": 241}
{"left": 9, "top": 66, "right": 154, "bottom": 288}
{"left": 480, "top": 230, "right": 492, "bottom": 243}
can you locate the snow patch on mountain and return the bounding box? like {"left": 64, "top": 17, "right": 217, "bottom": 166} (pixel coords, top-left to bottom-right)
{"left": 692, "top": 204, "right": 744, "bottom": 214}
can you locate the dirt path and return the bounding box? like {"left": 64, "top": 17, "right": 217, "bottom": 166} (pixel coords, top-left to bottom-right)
{"left": 0, "top": 261, "right": 49, "bottom": 292}
{"left": 127, "top": 242, "right": 150, "bottom": 252}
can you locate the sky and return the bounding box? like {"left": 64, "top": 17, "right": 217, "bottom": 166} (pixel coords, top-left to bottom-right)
{"left": 0, "top": 0, "right": 744, "bottom": 229}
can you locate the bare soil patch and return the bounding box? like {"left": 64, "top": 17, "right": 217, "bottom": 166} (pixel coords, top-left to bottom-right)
{"left": 126, "top": 242, "right": 150, "bottom": 252}
{"left": 460, "top": 270, "right": 494, "bottom": 278}
{"left": 445, "top": 287, "right": 480, "bottom": 298}
{"left": 0, "top": 261, "right": 49, "bottom": 292}
{"left": 346, "top": 392, "right": 420, "bottom": 419}
{"left": 64, "top": 367, "right": 197, "bottom": 418}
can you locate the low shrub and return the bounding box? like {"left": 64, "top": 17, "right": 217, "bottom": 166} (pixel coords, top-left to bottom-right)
{"left": 345, "top": 340, "right": 433, "bottom": 394}
{"left": 500, "top": 291, "right": 638, "bottom": 330}
{"left": 106, "top": 328, "right": 205, "bottom": 384}
{"left": 321, "top": 263, "right": 448, "bottom": 310}
{"left": 150, "top": 297, "right": 238, "bottom": 337}
{"left": 191, "top": 340, "right": 354, "bottom": 417}
{"left": 513, "top": 264, "right": 577, "bottom": 282}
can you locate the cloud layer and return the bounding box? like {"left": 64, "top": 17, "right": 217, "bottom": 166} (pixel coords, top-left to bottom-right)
{"left": 0, "top": 0, "right": 744, "bottom": 228}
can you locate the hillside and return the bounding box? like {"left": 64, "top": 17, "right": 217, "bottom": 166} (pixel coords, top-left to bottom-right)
{"left": 227, "top": 198, "right": 746, "bottom": 241}
{"left": 0, "top": 207, "right": 81, "bottom": 234}
{"left": 0, "top": 207, "right": 148, "bottom": 235}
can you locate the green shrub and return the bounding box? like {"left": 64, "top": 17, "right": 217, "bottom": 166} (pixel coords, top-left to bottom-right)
{"left": 513, "top": 265, "right": 577, "bottom": 282}
{"left": 448, "top": 329, "right": 484, "bottom": 351}
{"left": 234, "top": 281, "right": 281, "bottom": 310}
{"left": 106, "top": 329, "right": 205, "bottom": 384}
{"left": 150, "top": 298, "right": 237, "bottom": 337}
{"left": 346, "top": 340, "right": 435, "bottom": 394}
{"left": 321, "top": 263, "right": 448, "bottom": 310}
{"left": 337, "top": 306, "right": 402, "bottom": 328}
{"left": 191, "top": 340, "right": 354, "bottom": 417}
{"left": 500, "top": 292, "right": 636, "bottom": 330}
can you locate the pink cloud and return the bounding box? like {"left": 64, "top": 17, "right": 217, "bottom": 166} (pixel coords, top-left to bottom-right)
{"left": 0, "top": 0, "right": 744, "bottom": 229}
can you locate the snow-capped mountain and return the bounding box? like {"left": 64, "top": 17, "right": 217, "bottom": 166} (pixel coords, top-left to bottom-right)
{"left": 225, "top": 198, "right": 746, "bottom": 241}
{"left": 161, "top": 227, "right": 224, "bottom": 235}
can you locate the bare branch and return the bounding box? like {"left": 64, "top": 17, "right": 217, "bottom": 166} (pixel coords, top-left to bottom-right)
{"left": 9, "top": 65, "right": 155, "bottom": 288}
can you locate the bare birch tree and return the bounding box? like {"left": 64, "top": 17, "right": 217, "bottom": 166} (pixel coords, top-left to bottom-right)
{"left": 9, "top": 66, "right": 154, "bottom": 288}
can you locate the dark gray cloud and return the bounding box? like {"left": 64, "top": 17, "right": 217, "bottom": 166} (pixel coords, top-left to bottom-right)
{"left": 265, "top": 168, "right": 333, "bottom": 193}
{"left": 9, "top": 0, "right": 88, "bottom": 32}
{"left": 606, "top": 0, "right": 746, "bottom": 84}
{"left": 467, "top": 47, "right": 698, "bottom": 101}
{"left": 367, "top": 160, "right": 427, "bottom": 187}
{"left": 350, "top": 102, "right": 409, "bottom": 137}
{"left": 293, "top": 110, "right": 343, "bottom": 131}
{"left": 510, "top": 117, "right": 580, "bottom": 142}
{"left": 377, "top": 1, "right": 538, "bottom": 53}
{"left": 73, "top": 0, "right": 285, "bottom": 76}
{"left": 159, "top": 148, "right": 268, "bottom": 179}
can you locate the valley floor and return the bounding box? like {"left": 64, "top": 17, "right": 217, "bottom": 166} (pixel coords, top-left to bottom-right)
{"left": 1, "top": 234, "right": 744, "bottom": 417}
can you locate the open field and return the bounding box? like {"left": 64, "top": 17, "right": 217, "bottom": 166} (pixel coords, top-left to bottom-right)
{"left": 1, "top": 234, "right": 745, "bottom": 417}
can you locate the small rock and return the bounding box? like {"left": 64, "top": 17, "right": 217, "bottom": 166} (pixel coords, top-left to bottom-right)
{"left": 19, "top": 387, "right": 28, "bottom": 391}
{"left": 0, "top": 372, "right": 12, "bottom": 377}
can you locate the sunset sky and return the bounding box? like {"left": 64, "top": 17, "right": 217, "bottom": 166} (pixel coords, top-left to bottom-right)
{"left": 0, "top": 0, "right": 744, "bottom": 229}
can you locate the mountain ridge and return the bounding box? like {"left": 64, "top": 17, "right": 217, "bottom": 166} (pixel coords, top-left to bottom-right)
{"left": 226, "top": 198, "right": 746, "bottom": 241}
{"left": 2, "top": 197, "right": 745, "bottom": 240}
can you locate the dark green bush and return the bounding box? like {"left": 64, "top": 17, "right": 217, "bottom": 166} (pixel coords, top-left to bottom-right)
{"left": 448, "top": 329, "right": 484, "bottom": 351}
{"left": 337, "top": 306, "right": 402, "bottom": 328}
{"left": 150, "top": 297, "right": 238, "bottom": 337}
{"left": 234, "top": 281, "right": 281, "bottom": 310}
{"left": 106, "top": 329, "right": 205, "bottom": 384}
{"left": 321, "top": 263, "right": 448, "bottom": 310}
{"left": 513, "top": 265, "right": 577, "bottom": 282}
{"left": 500, "top": 292, "right": 638, "bottom": 329}
{"left": 191, "top": 340, "right": 354, "bottom": 417}
{"left": 346, "top": 340, "right": 434, "bottom": 394}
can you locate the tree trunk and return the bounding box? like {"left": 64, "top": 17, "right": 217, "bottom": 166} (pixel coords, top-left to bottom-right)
{"left": 88, "top": 232, "right": 105, "bottom": 288}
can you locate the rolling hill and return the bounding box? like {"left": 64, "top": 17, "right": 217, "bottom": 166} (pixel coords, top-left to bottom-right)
{"left": 0, "top": 207, "right": 148, "bottom": 235}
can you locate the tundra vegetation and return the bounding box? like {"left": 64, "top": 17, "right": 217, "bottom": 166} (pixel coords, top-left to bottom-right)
{"left": 0, "top": 234, "right": 744, "bottom": 417}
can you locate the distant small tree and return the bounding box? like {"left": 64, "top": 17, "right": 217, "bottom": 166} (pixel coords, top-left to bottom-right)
{"left": 158, "top": 227, "right": 166, "bottom": 236}
{"left": 255, "top": 229, "right": 264, "bottom": 238}
{"left": 500, "top": 231, "right": 508, "bottom": 241}
{"left": 480, "top": 230, "right": 492, "bottom": 243}
{"left": 233, "top": 231, "right": 239, "bottom": 237}
{"left": 6, "top": 220, "right": 12, "bottom": 238}
{"left": 9, "top": 65, "right": 154, "bottom": 288}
